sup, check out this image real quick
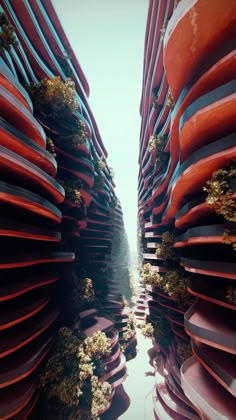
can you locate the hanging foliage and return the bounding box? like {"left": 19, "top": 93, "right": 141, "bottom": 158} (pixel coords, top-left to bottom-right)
{"left": 155, "top": 231, "right": 175, "bottom": 260}
{"left": 204, "top": 166, "right": 236, "bottom": 222}
{"left": 148, "top": 134, "right": 168, "bottom": 163}
{"left": 0, "top": 12, "right": 18, "bottom": 49}
{"left": 39, "top": 327, "right": 112, "bottom": 419}
{"left": 58, "top": 178, "right": 84, "bottom": 205}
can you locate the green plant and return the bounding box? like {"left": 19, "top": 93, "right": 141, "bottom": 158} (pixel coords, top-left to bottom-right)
{"left": 90, "top": 376, "right": 112, "bottom": 419}
{"left": 204, "top": 166, "right": 236, "bottom": 222}
{"left": 122, "top": 312, "right": 136, "bottom": 342}
{"left": 163, "top": 269, "right": 194, "bottom": 308}
{"left": 138, "top": 321, "right": 154, "bottom": 338}
{"left": 167, "top": 92, "right": 175, "bottom": 109}
{"left": 28, "top": 76, "right": 78, "bottom": 115}
{"left": 74, "top": 277, "right": 95, "bottom": 308}
{"left": 140, "top": 263, "right": 164, "bottom": 288}
{"left": 156, "top": 231, "right": 175, "bottom": 260}
{"left": 58, "top": 118, "right": 87, "bottom": 148}
{"left": 46, "top": 137, "right": 57, "bottom": 158}
{"left": 39, "top": 328, "right": 112, "bottom": 419}
{"left": 67, "top": 274, "right": 96, "bottom": 323}
{"left": 160, "top": 24, "right": 166, "bottom": 42}
{"left": 152, "top": 87, "right": 159, "bottom": 108}
{"left": 78, "top": 331, "right": 111, "bottom": 362}
{"left": 222, "top": 229, "right": 236, "bottom": 251}
{"left": 39, "top": 327, "right": 83, "bottom": 409}
{"left": 59, "top": 178, "right": 83, "bottom": 204}
{"left": 148, "top": 134, "right": 168, "bottom": 163}
{"left": 96, "top": 159, "right": 106, "bottom": 171}
{"left": 0, "top": 12, "right": 18, "bottom": 49}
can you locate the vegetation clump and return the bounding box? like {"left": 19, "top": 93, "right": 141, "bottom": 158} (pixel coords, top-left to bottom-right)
{"left": 140, "top": 263, "right": 193, "bottom": 309}
{"left": 96, "top": 159, "right": 106, "bottom": 171}
{"left": 148, "top": 134, "right": 167, "bottom": 162}
{"left": 29, "top": 76, "right": 78, "bottom": 115}
{"left": 0, "top": 12, "right": 18, "bottom": 49}
{"left": 222, "top": 229, "right": 236, "bottom": 251}
{"left": 140, "top": 263, "right": 164, "bottom": 288}
{"left": 58, "top": 118, "right": 87, "bottom": 148}
{"left": 152, "top": 87, "right": 159, "bottom": 108}
{"left": 163, "top": 269, "right": 194, "bottom": 308}
{"left": 28, "top": 77, "right": 88, "bottom": 149}
{"left": 138, "top": 321, "right": 154, "bottom": 338}
{"left": 155, "top": 231, "right": 175, "bottom": 260}
{"left": 39, "top": 327, "right": 112, "bottom": 419}
{"left": 167, "top": 92, "right": 175, "bottom": 109}
{"left": 67, "top": 274, "right": 96, "bottom": 324}
{"left": 59, "top": 178, "right": 84, "bottom": 205}
{"left": 204, "top": 166, "right": 236, "bottom": 222}
{"left": 122, "top": 312, "right": 136, "bottom": 342}
{"left": 46, "top": 137, "right": 57, "bottom": 158}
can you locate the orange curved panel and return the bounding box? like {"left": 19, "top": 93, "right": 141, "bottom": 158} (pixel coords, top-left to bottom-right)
{"left": 179, "top": 90, "right": 236, "bottom": 161}
{"left": 0, "top": 64, "right": 32, "bottom": 112}
{"left": 0, "top": 182, "right": 62, "bottom": 223}
{"left": 162, "top": 144, "right": 236, "bottom": 223}
{"left": 0, "top": 85, "right": 46, "bottom": 148}
{"left": 0, "top": 146, "right": 64, "bottom": 204}
{"left": 175, "top": 202, "right": 215, "bottom": 230}
{"left": 0, "top": 218, "right": 61, "bottom": 242}
{"left": 0, "top": 120, "right": 57, "bottom": 177}
{"left": 181, "top": 258, "right": 236, "bottom": 280}
{"left": 164, "top": 0, "right": 236, "bottom": 100}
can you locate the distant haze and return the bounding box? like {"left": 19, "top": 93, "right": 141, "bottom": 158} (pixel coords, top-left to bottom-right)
{"left": 52, "top": 0, "right": 148, "bottom": 255}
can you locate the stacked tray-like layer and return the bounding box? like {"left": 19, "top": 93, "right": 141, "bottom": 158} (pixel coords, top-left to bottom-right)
{"left": 78, "top": 308, "right": 127, "bottom": 414}
{"left": 0, "top": 49, "right": 74, "bottom": 417}
{"left": 0, "top": 0, "right": 130, "bottom": 417}
{"left": 103, "top": 297, "right": 137, "bottom": 354}
{"left": 138, "top": 0, "right": 236, "bottom": 416}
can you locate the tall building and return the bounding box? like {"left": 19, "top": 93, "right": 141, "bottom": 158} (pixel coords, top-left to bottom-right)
{"left": 138, "top": 0, "right": 236, "bottom": 417}
{"left": 0, "top": 1, "right": 135, "bottom": 417}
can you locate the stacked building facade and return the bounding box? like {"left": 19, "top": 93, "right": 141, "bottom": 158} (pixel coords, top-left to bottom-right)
{"left": 138, "top": 0, "right": 236, "bottom": 418}
{"left": 0, "top": 1, "right": 135, "bottom": 418}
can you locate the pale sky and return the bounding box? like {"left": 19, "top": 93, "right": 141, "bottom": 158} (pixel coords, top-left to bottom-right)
{"left": 52, "top": 0, "right": 148, "bottom": 253}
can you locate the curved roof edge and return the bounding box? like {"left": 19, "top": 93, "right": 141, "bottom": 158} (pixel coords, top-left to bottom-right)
{"left": 42, "top": 0, "right": 90, "bottom": 97}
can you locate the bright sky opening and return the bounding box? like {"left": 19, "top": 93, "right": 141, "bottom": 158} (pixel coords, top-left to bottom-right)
{"left": 52, "top": 0, "right": 148, "bottom": 254}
